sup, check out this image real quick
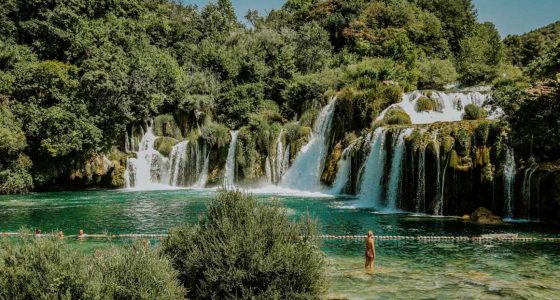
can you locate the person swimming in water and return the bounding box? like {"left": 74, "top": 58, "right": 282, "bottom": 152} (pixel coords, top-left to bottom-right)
{"left": 365, "top": 230, "right": 375, "bottom": 273}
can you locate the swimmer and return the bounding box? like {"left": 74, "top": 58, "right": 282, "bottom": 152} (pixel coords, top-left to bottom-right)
{"left": 365, "top": 230, "right": 375, "bottom": 273}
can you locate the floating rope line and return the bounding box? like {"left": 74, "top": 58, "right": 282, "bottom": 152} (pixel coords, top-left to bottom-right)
{"left": 1, "top": 232, "right": 559, "bottom": 242}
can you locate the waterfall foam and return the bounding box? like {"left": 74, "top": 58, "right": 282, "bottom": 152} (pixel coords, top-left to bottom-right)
{"left": 281, "top": 98, "right": 337, "bottom": 191}
{"left": 378, "top": 90, "right": 491, "bottom": 124}
{"left": 386, "top": 128, "right": 413, "bottom": 210}
{"left": 330, "top": 143, "right": 355, "bottom": 195}
{"left": 357, "top": 127, "right": 388, "bottom": 208}
{"left": 224, "top": 130, "right": 239, "bottom": 187}
{"left": 503, "top": 147, "right": 517, "bottom": 217}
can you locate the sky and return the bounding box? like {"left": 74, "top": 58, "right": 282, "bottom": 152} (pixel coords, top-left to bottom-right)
{"left": 183, "top": 0, "right": 560, "bottom": 37}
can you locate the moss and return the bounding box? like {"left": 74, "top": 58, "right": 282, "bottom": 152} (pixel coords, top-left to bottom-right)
{"left": 300, "top": 108, "right": 319, "bottom": 128}
{"left": 383, "top": 107, "right": 411, "bottom": 125}
{"left": 415, "top": 96, "right": 434, "bottom": 112}
{"left": 154, "top": 115, "right": 182, "bottom": 139}
{"left": 454, "top": 129, "right": 472, "bottom": 156}
{"left": 449, "top": 150, "right": 459, "bottom": 168}
{"left": 380, "top": 84, "right": 403, "bottom": 105}
{"left": 481, "top": 163, "right": 495, "bottom": 182}
{"left": 463, "top": 104, "right": 487, "bottom": 120}
{"left": 154, "top": 137, "right": 178, "bottom": 157}
{"left": 201, "top": 122, "right": 230, "bottom": 148}
{"left": 442, "top": 136, "right": 455, "bottom": 153}
{"left": 110, "top": 160, "right": 125, "bottom": 187}
{"left": 321, "top": 143, "right": 343, "bottom": 185}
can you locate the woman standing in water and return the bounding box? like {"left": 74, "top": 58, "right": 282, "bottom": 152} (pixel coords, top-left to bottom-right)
{"left": 365, "top": 230, "right": 375, "bottom": 273}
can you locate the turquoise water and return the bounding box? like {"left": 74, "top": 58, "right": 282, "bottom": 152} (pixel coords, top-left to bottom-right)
{"left": 1, "top": 189, "right": 559, "bottom": 299}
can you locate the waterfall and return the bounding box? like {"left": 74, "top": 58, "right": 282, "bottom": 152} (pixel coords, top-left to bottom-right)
{"left": 273, "top": 129, "right": 287, "bottom": 184}
{"left": 330, "top": 144, "right": 354, "bottom": 195}
{"left": 503, "top": 147, "right": 517, "bottom": 218}
{"left": 522, "top": 162, "right": 538, "bottom": 219}
{"left": 431, "top": 131, "right": 442, "bottom": 215}
{"left": 124, "top": 124, "right": 170, "bottom": 189}
{"left": 281, "top": 98, "right": 337, "bottom": 191}
{"left": 386, "top": 128, "right": 413, "bottom": 210}
{"left": 224, "top": 130, "right": 239, "bottom": 187}
{"left": 265, "top": 157, "right": 272, "bottom": 183}
{"left": 194, "top": 150, "right": 209, "bottom": 188}
{"left": 357, "top": 127, "right": 388, "bottom": 208}
{"left": 377, "top": 90, "right": 491, "bottom": 124}
{"left": 169, "top": 141, "right": 189, "bottom": 186}
{"left": 415, "top": 146, "right": 427, "bottom": 212}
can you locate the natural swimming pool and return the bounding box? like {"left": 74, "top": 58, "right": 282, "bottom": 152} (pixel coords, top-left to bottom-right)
{"left": 1, "top": 189, "right": 559, "bottom": 299}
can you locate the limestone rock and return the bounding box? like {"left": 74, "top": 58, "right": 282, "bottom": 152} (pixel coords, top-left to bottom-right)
{"left": 471, "top": 207, "right": 502, "bottom": 225}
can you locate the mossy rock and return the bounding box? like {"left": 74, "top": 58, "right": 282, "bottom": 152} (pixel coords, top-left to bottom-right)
{"left": 383, "top": 107, "right": 411, "bottom": 125}
{"left": 321, "top": 143, "right": 343, "bottom": 185}
{"left": 200, "top": 122, "right": 230, "bottom": 148}
{"left": 299, "top": 108, "right": 319, "bottom": 128}
{"left": 415, "top": 96, "right": 434, "bottom": 112}
{"left": 155, "top": 137, "right": 179, "bottom": 157}
{"left": 154, "top": 115, "right": 182, "bottom": 139}
{"left": 481, "top": 163, "right": 495, "bottom": 183}
{"left": 110, "top": 160, "right": 126, "bottom": 187}
{"left": 454, "top": 129, "right": 472, "bottom": 156}
{"left": 463, "top": 104, "right": 487, "bottom": 120}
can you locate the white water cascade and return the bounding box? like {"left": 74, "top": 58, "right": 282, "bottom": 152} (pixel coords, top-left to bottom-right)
{"left": 503, "top": 147, "right": 517, "bottom": 217}
{"left": 125, "top": 124, "right": 170, "bottom": 189}
{"left": 330, "top": 144, "right": 355, "bottom": 195}
{"left": 224, "top": 130, "right": 239, "bottom": 187}
{"left": 357, "top": 127, "right": 388, "bottom": 208}
{"left": 386, "top": 128, "right": 413, "bottom": 210}
{"left": 281, "top": 98, "right": 337, "bottom": 191}
{"left": 378, "top": 90, "right": 491, "bottom": 124}
{"left": 169, "top": 141, "right": 189, "bottom": 187}
{"left": 522, "top": 162, "right": 538, "bottom": 219}
{"left": 415, "top": 145, "right": 427, "bottom": 212}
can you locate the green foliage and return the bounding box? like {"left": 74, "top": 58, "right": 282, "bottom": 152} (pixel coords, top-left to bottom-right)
{"left": 504, "top": 21, "right": 560, "bottom": 67}
{"left": 216, "top": 83, "right": 265, "bottom": 129}
{"left": 0, "top": 236, "right": 186, "bottom": 299}
{"left": 153, "top": 115, "right": 182, "bottom": 140}
{"left": 418, "top": 59, "right": 458, "bottom": 89}
{"left": 154, "top": 137, "right": 178, "bottom": 157}
{"left": 384, "top": 107, "right": 412, "bottom": 125}
{"left": 300, "top": 108, "right": 319, "bottom": 128}
{"left": 416, "top": 96, "right": 434, "bottom": 112}
{"left": 463, "top": 104, "right": 487, "bottom": 120}
{"left": 282, "top": 69, "right": 341, "bottom": 117}
{"left": 201, "top": 122, "right": 231, "bottom": 148}
{"left": 92, "top": 243, "right": 186, "bottom": 299}
{"left": 162, "top": 190, "right": 326, "bottom": 299}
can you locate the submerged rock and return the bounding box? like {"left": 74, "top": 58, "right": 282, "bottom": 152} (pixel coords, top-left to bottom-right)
{"left": 471, "top": 207, "right": 502, "bottom": 224}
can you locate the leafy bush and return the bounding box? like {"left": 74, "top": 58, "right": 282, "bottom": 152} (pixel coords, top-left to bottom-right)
{"left": 384, "top": 107, "right": 412, "bottom": 125}
{"left": 201, "top": 122, "right": 231, "bottom": 148}
{"left": 154, "top": 137, "right": 178, "bottom": 157}
{"left": 93, "top": 243, "right": 186, "bottom": 300}
{"left": 0, "top": 235, "right": 186, "bottom": 300}
{"left": 154, "top": 115, "right": 182, "bottom": 140}
{"left": 0, "top": 235, "right": 92, "bottom": 299}
{"left": 299, "top": 108, "right": 319, "bottom": 128}
{"left": 463, "top": 104, "right": 487, "bottom": 120}
{"left": 415, "top": 96, "right": 434, "bottom": 112}
{"left": 417, "top": 59, "right": 458, "bottom": 89}
{"left": 162, "top": 190, "right": 326, "bottom": 299}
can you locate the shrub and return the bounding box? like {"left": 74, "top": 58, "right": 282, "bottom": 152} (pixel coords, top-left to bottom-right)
{"left": 154, "top": 137, "right": 178, "bottom": 157}
{"left": 299, "top": 108, "right": 319, "bottom": 128}
{"left": 153, "top": 114, "right": 182, "bottom": 139}
{"left": 0, "top": 235, "right": 92, "bottom": 299}
{"left": 201, "top": 122, "right": 231, "bottom": 148}
{"left": 93, "top": 243, "right": 186, "bottom": 300}
{"left": 383, "top": 107, "right": 412, "bottom": 125}
{"left": 463, "top": 104, "right": 487, "bottom": 120}
{"left": 417, "top": 59, "right": 458, "bottom": 89}
{"left": 0, "top": 235, "right": 186, "bottom": 300}
{"left": 415, "top": 96, "right": 434, "bottom": 112}
{"left": 162, "top": 190, "right": 326, "bottom": 299}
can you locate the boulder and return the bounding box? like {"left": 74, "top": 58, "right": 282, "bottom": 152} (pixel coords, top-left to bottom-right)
{"left": 471, "top": 207, "right": 502, "bottom": 225}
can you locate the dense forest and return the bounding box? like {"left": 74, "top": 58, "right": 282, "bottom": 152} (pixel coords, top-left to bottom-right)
{"left": 0, "top": 0, "right": 558, "bottom": 194}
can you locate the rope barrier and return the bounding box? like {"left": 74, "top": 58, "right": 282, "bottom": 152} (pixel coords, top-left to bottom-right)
{"left": 1, "top": 232, "right": 559, "bottom": 242}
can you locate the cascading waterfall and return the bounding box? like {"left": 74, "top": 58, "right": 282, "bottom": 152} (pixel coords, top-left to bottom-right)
{"left": 415, "top": 145, "right": 427, "bottom": 212}
{"left": 125, "top": 124, "right": 169, "bottom": 189}
{"left": 357, "top": 127, "right": 388, "bottom": 208}
{"left": 378, "top": 90, "right": 491, "bottom": 124}
{"left": 194, "top": 150, "right": 209, "bottom": 188}
{"left": 522, "top": 162, "right": 538, "bottom": 219}
{"left": 224, "top": 130, "right": 239, "bottom": 187}
{"left": 386, "top": 128, "right": 413, "bottom": 210}
{"left": 265, "top": 157, "right": 272, "bottom": 183}
{"left": 330, "top": 143, "right": 355, "bottom": 195}
{"left": 431, "top": 131, "right": 443, "bottom": 215}
{"left": 281, "top": 98, "right": 337, "bottom": 191}
{"left": 272, "top": 129, "right": 288, "bottom": 184}
{"left": 503, "top": 147, "right": 517, "bottom": 218}
{"left": 168, "top": 141, "right": 189, "bottom": 186}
